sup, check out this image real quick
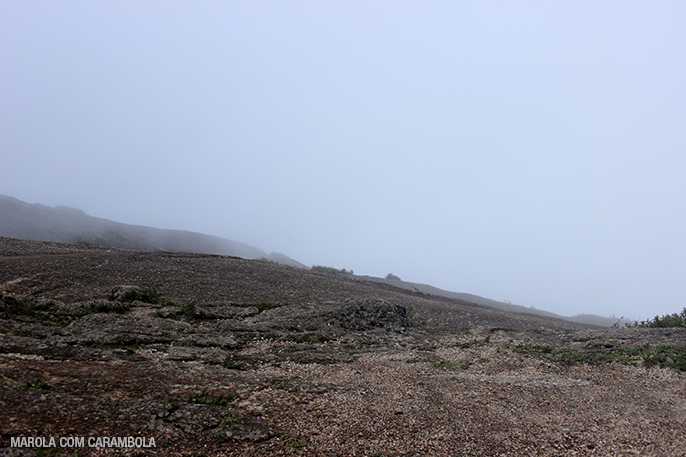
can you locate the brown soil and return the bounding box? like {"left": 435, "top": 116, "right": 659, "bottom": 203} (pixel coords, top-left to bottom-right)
{"left": 1, "top": 236, "right": 685, "bottom": 456}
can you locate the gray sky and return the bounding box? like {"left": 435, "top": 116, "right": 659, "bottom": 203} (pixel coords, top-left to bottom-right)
{"left": 2, "top": 1, "right": 685, "bottom": 320}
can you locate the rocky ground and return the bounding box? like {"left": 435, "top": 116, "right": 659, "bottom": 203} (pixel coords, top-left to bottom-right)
{"left": 1, "top": 236, "right": 685, "bottom": 456}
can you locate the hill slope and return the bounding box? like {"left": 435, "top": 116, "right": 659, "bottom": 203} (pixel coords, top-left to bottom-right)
{"left": 1, "top": 237, "right": 685, "bottom": 456}
{"left": 0, "top": 195, "right": 307, "bottom": 268}
{"left": 360, "top": 276, "right": 620, "bottom": 327}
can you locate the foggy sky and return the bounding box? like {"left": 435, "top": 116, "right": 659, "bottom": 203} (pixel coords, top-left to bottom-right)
{"left": 2, "top": 1, "right": 685, "bottom": 320}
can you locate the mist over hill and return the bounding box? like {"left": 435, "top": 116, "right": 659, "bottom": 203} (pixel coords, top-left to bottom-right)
{"left": 1, "top": 195, "right": 620, "bottom": 326}
{"left": 0, "top": 195, "right": 307, "bottom": 268}
{"left": 359, "top": 275, "right": 621, "bottom": 327}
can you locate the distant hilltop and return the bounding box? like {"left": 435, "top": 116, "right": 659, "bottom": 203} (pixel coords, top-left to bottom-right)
{"left": 357, "top": 275, "right": 622, "bottom": 328}
{"left": 0, "top": 194, "right": 308, "bottom": 269}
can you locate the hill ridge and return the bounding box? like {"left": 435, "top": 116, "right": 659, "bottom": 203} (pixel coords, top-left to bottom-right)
{"left": 0, "top": 194, "right": 307, "bottom": 268}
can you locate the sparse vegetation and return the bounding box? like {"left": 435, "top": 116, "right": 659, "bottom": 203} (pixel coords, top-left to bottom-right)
{"left": 235, "top": 300, "right": 278, "bottom": 312}
{"left": 180, "top": 301, "right": 197, "bottom": 316}
{"left": 511, "top": 343, "right": 686, "bottom": 371}
{"left": 187, "top": 390, "right": 235, "bottom": 406}
{"left": 220, "top": 359, "right": 243, "bottom": 370}
{"left": 0, "top": 293, "right": 74, "bottom": 326}
{"left": 627, "top": 307, "right": 686, "bottom": 328}
{"left": 79, "top": 300, "right": 130, "bottom": 315}
{"left": 114, "top": 287, "right": 162, "bottom": 304}
{"left": 281, "top": 434, "right": 309, "bottom": 448}
{"left": 256, "top": 256, "right": 277, "bottom": 264}
{"left": 433, "top": 360, "right": 464, "bottom": 368}
{"left": 457, "top": 336, "right": 491, "bottom": 348}
{"left": 122, "top": 339, "right": 140, "bottom": 353}
{"left": 217, "top": 412, "right": 241, "bottom": 428}
{"left": 21, "top": 378, "right": 53, "bottom": 390}
{"left": 311, "top": 265, "right": 354, "bottom": 275}
{"left": 1, "top": 293, "right": 51, "bottom": 319}
{"left": 385, "top": 273, "right": 401, "bottom": 280}
{"left": 416, "top": 319, "right": 439, "bottom": 333}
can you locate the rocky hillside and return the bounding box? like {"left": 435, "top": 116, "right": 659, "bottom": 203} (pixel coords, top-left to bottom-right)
{"left": 1, "top": 237, "right": 685, "bottom": 456}
{"left": 0, "top": 195, "right": 307, "bottom": 268}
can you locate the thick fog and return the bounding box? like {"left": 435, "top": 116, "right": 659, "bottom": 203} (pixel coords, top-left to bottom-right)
{"left": 2, "top": 1, "right": 685, "bottom": 320}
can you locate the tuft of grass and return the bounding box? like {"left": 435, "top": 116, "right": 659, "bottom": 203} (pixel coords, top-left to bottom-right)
{"left": 188, "top": 390, "right": 235, "bottom": 406}
{"left": 281, "top": 434, "right": 309, "bottom": 448}
{"left": 220, "top": 359, "right": 242, "bottom": 370}
{"left": 180, "top": 301, "right": 197, "bottom": 316}
{"left": 217, "top": 412, "right": 241, "bottom": 428}
{"left": 416, "top": 320, "right": 439, "bottom": 333}
{"left": 458, "top": 336, "right": 491, "bottom": 349}
{"left": 120, "top": 339, "right": 140, "bottom": 353}
{"left": 21, "top": 378, "right": 53, "bottom": 390}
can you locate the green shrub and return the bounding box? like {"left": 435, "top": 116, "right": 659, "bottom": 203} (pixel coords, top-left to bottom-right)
{"left": 0, "top": 294, "right": 62, "bottom": 324}
{"left": 80, "top": 301, "right": 130, "bottom": 315}
{"left": 180, "top": 302, "right": 197, "bottom": 316}
{"left": 119, "top": 288, "right": 162, "bottom": 304}
{"left": 311, "top": 265, "right": 354, "bottom": 275}
{"left": 512, "top": 343, "right": 686, "bottom": 371}
{"left": 629, "top": 308, "right": 686, "bottom": 328}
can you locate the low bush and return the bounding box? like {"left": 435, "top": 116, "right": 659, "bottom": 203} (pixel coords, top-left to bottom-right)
{"left": 118, "top": 288, "right": 161, "bottom": 304}
{"left": 512, "top": 343, "right": 686, "bottom": 371}
{"left": 311, "top": 265, "right": 354, "bottom": 275}
{"left": 628, "top": 307, "right": 686, "bottom": 328}
{"left": 180, "top": 302, "right": 197, "bottom": 316}
{"left": 22, "top": 378, "right": 53, "bottom": 390}
{"left": 79, "top": 300, "right": 130, "bottom": 315}
{"left": 235, "top": 300, "right": 278, "bottom": 312}
{"left": 218, "top": 412, "right": 242, "bottom": 428}
{"left": 187, "top": 390, "right": 235, "bottom": 406}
